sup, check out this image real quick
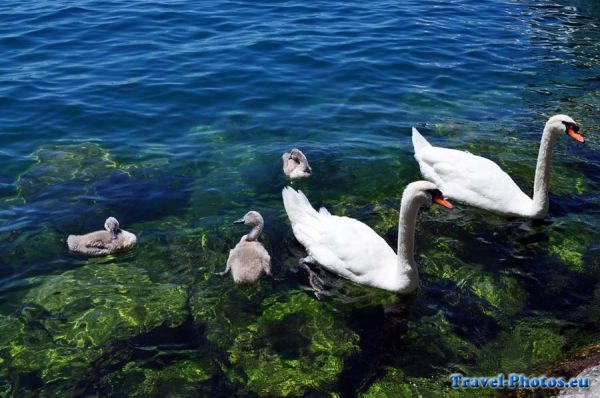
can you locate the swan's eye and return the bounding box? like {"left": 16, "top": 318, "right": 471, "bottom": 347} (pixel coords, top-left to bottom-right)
{"left": 427, "top": 189, "right": 453, "bottom": 209}
{"left": 562, "top": 121, "right": 579, "bottom": 132}
{"left": 426, "top": 189, "right": 442, "bottom": 197}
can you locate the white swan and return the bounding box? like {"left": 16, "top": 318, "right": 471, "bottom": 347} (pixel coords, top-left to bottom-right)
{"left": 282, "top": 182, "right": 452, "bottom": 293}
{"left": 412, "top": 115, "right": 585, "bottom": 219}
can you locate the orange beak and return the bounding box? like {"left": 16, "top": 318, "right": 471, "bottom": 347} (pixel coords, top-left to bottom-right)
{"left": 433, "top": 196, "right": 453, "bottom": 209}
{"left": 567, "top": 127, "right": 585, "bottom": 143}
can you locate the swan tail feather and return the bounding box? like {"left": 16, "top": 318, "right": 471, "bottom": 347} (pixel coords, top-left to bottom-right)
{"left": 282, "top": 186, "right": 320, "bottom": 226}
{"left": 318, "top": 207, "right": 331, "bottom": 216}
{"left": 412, "top": 127, "right": 431, "bottom": 154}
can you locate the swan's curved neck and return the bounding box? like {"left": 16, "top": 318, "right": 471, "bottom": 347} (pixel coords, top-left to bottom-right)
{"left": 247, "top": 223, "right": 263, "bottom": 241}
{"left": 396, "top": 193, "right": 421, "bottom": 287}
{"left": 530, "top": 126, "right": 557, "bottom": 218}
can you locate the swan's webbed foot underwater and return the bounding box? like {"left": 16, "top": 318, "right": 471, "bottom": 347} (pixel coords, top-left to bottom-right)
{"left": 299, "top": 256, "right": 327, "bottom": 300}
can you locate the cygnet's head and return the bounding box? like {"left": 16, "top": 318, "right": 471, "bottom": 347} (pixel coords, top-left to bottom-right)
{"left": 288, "top": 148, "right": 312, "bottom": 174}
{"left": 402, "top": 181, "right": 453, "bottom": 209}
{"left": 233, "top": 211, "right": 264, "bottom": 227}
{"left": 104, "top": 217, "right": 120, "bottom": 240}
{"left": 545, "top": 114, "right": 584, "bottom": 143}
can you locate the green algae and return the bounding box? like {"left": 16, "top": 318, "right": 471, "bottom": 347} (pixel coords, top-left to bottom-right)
{"left": 0, "top": 264, "right": 189, "bottom": 396}
{"left": 403, "top": 310, "right": 479, "bottom": 365}
{"left": 190, "top": 284, "right": 361, "bottom": 396}
{"left": 126, "top": 215, "right": 209, "bottom": 282}
{"left": 360, "top": 367, "right": 488, "bottom": 398}
{"left": 0, "top": 223, "right": 63, "bottom": 268}
{"left": 421, "top": 237, "right": 527, "bottom": 317}
{"left": 225, "top": 291, "right": 359, "bottom": 396}
{"left": 478, "top": 318, "right": 567, "bottom": 373}
{"left": 15, "top": 142, "right": 131, "bottom": 201}
{"left": 26, "top": 264, "right": 188, "bottom": 337}
{"left": 98, "top": 358, "right": 214, "bottom": 397}
{"left": 190, "top": 278, "right": 275, "bottom": 350}
{"left": 545, "top": 216, "right": 599, "bottom": 273}
{"left": 371, "top": 202, "right": 399, "bottom": 236}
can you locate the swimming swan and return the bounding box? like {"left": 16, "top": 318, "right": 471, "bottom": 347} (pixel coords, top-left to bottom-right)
{"left": 281, "top": 182, "right": 452, "bottom": 293}
{"left": 412, "top": 115, "right": 585, "bottom": 219}
{"left": 217, "top": 211, "right": 271, "bottom": 283}
{"left": 67, "top": 217, "right": 137, "bottom": 256}
{"left": 282, "top": 148, "right": 312, "bottom": 179}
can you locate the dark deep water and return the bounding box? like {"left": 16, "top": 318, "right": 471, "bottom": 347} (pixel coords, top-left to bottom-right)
{"left": 0, "top": 0, "right": 599, "bottom": 396}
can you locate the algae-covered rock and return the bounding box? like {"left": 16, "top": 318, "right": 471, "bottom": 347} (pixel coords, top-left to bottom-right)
{"left": 0, "top": 264, "right": 189, "bottom": 396}
{"left": 12, "top": 142, "right": 191, "bottom": 225}
{"left": 478, "top": 318, "right": 567, "bottom": 373}
{"left": 225, "top": 291, "right": 359, "bottom": 396}
{"left": 98, "top": 358, "right": 214, "bottom": 397}
{"left": 402, "top": 310, "right": 479, "bottom": 365}
{"left": 15, "top": 142, "right": 130, "bottom": 202}
{"left": 360, "top": 367, "right": 487, "bottom": 398}
{"left": 545, "top": 216, "right": 599, "bottom": 273}
{"left": 127, "top": 215, "right": 210, "bottom": 283}
{"left": 0, "top": 223, "right": 64, "bottom": 269}
{"left": 422, "top": 237, "right": 527, "bottom": 317}
{"left": 26, "top": 264, "right": 188, "bottom": 347}
{"left": 189, "top": 276, "right": 274, "bottom": 351}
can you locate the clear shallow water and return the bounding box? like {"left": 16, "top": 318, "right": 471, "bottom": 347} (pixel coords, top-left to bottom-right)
{"left": 0, "top": 0, "right": 599, "bottom": 396}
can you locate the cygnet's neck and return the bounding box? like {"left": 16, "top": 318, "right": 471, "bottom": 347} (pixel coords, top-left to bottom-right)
{"left": 246, "top": 223, "right": 263, "bottom": 241}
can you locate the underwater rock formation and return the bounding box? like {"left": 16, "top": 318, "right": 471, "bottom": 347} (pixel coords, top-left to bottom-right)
{"left": 191, "top": 287, "right": 359, "bottom": 397}
{"left": 225, "top": 291, "right": 360, "bottom": 396}
{"left": 0, "top": 264, "right": 189, "bottom": 396}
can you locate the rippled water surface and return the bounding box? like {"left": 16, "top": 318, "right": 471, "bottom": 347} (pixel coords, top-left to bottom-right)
{"left": 0, "top": 0, "right": 599, "bottom": 396}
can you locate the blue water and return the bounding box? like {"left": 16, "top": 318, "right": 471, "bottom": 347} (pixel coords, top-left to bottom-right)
{"left": 0, "top": 0, "right": 599, "bottom": 396}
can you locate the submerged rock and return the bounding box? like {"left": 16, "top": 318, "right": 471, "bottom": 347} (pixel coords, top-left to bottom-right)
{"left": 0, "top": 264, "right": 189, "bottom": 396}
{"left": 421, "top": 236, "right": 527, "bottom": 318}
{"left": 15, "top": 142, "right": 130, "bottom": 203}
{"left": 0, "top": 223, "right": 64, "bottom": 271}
{"left": 544, "top": 216, "right": 600, "bottom": 274}
{"left": 477, "top": 318, "right": 567, "bottom": 373}
{"left": 190, "top": 282, "right": 359, "bottom": 397}
{"left": 559, "top": 365, "right": 600, "bottom": 398}
{"left": 97, "top": 358, "right": 215, "bottom": 397}
{"left": 13, "top": 142, "right": 191, "bottom": 226}
{"left": 360, "top": 367, "right": 486, "bottom": 398}
{"left": 225, "top": 291, "right": 359, "bottom": 396}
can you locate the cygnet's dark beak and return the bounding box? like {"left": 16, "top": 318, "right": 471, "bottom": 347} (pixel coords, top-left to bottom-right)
{"left": 233, "top": 217, "right": 245, "bottom": 225}
{"left": 111, "top": 230, "right": 118, "bottom": 240}
{"left": 304, "top": 168, "right": 312, "bottom": 174}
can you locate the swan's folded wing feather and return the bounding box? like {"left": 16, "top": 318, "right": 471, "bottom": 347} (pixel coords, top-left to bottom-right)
{"left": 417, "top": 146, "right": 530, "bottom": 212}
{"left": 311, "top": 215, "right": 395, "bottom": 277}
{"left": 318, "top": 207, "right": 331, "bottom": 216}
{"left": 283, "top": 186, "right": 395, "bottom": 279}
{"left": 85, "top": 238, "right": 111, "bottom": 249}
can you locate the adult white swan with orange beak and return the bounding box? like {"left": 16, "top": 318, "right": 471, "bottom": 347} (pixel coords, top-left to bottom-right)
{"left": 412, "top": 115, "right": 584, "bottom": 219}
{"left": 282, "top": 181, "right": 452, "bottom": 293}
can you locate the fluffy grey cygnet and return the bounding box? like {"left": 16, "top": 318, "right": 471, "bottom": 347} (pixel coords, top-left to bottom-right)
{"left": 282, "top": 148, "right": 312, "bottom": 179}
{"left": 217, "top": 211, "right": 271, "bottom": 283}
{"left": 67, "top": 217, "right": 137, "bottom": 256}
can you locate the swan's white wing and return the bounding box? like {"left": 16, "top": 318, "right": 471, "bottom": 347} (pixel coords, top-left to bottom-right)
{"left": 415, "top": 146, "right": 532, "bottom": 215}
{"left": 308, "top": 214, "right": 396, "bottom": 278}
{"left": 282, "top": 187, "right": 396, "bottom": 281}
{"left": 318, "top": 207, "right": 331, "bottom": 216}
